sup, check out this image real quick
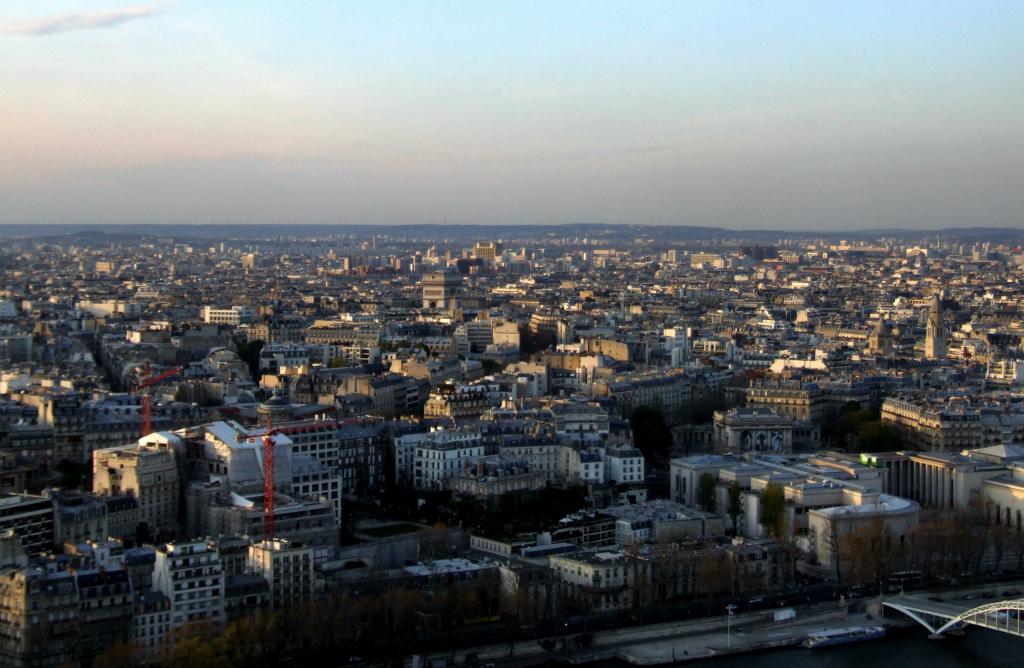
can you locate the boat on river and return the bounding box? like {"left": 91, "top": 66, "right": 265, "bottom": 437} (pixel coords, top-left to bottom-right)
{"left": 802, "top": 626, "right": 886, "bottom": 648}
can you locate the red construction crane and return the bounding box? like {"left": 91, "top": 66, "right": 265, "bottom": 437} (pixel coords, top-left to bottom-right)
{"left": 263, "top": 422, "right": 279, "bottom": 538}
{"left": 134, "top": 365, "right": 183, "bottom": 437}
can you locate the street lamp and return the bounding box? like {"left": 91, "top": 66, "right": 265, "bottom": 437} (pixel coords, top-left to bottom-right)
{"left": 726, "top": 604, "right": 737, "bottom": 648}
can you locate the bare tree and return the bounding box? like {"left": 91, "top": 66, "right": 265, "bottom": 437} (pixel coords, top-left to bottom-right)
{"left": 837, "top": 516, "right": 895, "bottom": 587}
{"left": 823, "top": 512, "right": 844, "bottom": 584}
{"left": 696, "top": 549, "right": 733, "bottom": 598}
{"left": 1009, "top": 526, "right": 1024, "bottom": 573}
{"left": 991, "top": 525, "right": 1012, "bottom": 574}
{"left": 727, "top": 481, "right": 742, "bottom": 535}
{"left": 761, "top": 483, "right": 787, "bottom": 540}
{"left": 419, "top": 522, "right": 454, "bottom": 560}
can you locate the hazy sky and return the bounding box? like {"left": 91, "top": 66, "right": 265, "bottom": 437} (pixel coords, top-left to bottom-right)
{"left": 1, "top": 1, "right": 1021, "bottom": 229}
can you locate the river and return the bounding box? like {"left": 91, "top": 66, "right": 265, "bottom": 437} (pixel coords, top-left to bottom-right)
{"left": 594, "top": 627, "right": 1021, "bottom": 668}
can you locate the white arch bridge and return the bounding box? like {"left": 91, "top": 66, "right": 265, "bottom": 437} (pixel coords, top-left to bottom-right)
{"left": 883, "top": 594, "right": 1024, "bottom": 638}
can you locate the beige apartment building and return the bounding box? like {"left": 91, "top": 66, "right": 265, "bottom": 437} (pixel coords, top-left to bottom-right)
{"left": 92, "top": 434, "right": 180, "bottom": 539}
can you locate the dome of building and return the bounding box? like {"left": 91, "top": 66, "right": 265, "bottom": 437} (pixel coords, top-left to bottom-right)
{"left": 257, "top": 389, "right": 292, "bottom": 425}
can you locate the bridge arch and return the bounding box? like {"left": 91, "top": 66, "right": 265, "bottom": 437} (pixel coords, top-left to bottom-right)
{"left": 883, "top": 598, "right": 1024, "bottom": 638}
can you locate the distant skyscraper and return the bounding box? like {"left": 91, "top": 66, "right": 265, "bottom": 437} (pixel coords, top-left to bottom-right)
{"left": 242, "top": 253, "right": 258, "bottom": 273}
{"left": 473, "top": 241, "right": 502, "bottom": 263}
{"left": 925, "top": 295, "right": 946, "bottom": 360}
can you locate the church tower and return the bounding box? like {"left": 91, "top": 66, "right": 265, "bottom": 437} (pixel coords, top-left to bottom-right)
{"left": 868, "top": 319, "right": 893, "bottom": 356}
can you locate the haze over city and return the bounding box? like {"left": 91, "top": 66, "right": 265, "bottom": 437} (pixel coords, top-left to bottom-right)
{"left": 2, "top": 1, "right": 1021, "bottom": 229}
{"left": 4, "top": 4, "right": 1024, "bottom": 667}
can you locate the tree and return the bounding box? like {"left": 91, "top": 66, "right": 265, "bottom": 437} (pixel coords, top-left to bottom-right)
{"left": 480, "top": 359, "right": 504, "bottom": 375}
{"left": 55, "top": 460, "right": 89, "bottom": 490}
{"left": 697, "top": 472, "right": 717, "bottom": 513}
{"left": 236, "top": 338, "right": 265, "bottom": 380}
{"left": 856, "top": 420, "right": 902, "bottom": 452}
{"left": 991, "top": 525, "right": 1012, "bottom": 574}
{"left": 1008, "top": 526, "right": 1024, "bottom": 573}
{"left": 419, "top": 522, "right": 454, "bottom": 560}
{"left": 831, "top": 402, "right": 873, "bottom": 450}
{"left": 828, "top": 403, "right": 906, "bottom": 453}
{"left": 696, "top": 550, "right": 733, "bottom": 598}
{"left": 837, "top": 516, "right": 898, "bottom": 586}
{"left": 630, "top": 406, "right": 673, "bottom": 470}
{"left": 727, "top": 481, "right": 742, "bottom": 535}
{"left": 823, "top": 512, "right": 845, "bottom": 584}
{"left": 905, "top": 508, "right": 993, "bottom": 582}
{"left": 91, "top": 641, "right": 142, "bottom": 668}
{"left": 761, "top": 483, "right": 786, "bottom": 540}
{"left": 688, "top": 393, "right": 729, "bottom": 426}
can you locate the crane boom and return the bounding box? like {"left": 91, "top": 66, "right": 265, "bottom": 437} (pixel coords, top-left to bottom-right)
{"left": 134, "top": 366, "right": 183, "bottom": 437}
{"left": 138, "top": 367, "right": 182, "bottom": 389}
{"left": 263, "top": 422, "right": 278, "bottom": 538}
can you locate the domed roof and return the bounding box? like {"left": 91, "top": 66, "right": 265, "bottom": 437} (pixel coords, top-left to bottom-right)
{"left": 259, "top": 390, "right": 291, "bottom": 411}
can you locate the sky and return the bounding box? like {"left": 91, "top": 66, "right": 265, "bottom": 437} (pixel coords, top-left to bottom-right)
{"left": 1, "top": 1, "right": 1021, "bottom": 230}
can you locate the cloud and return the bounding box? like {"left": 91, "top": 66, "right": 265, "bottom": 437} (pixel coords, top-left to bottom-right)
{"left": 3, "top": 5, "right": 161, "bottom": 36}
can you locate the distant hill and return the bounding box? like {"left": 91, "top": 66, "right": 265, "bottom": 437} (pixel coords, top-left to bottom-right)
{"left": 0, "top": 223, "right": 1021, "bottom": 243}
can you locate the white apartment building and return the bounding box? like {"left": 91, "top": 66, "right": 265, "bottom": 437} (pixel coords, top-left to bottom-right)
{"left": 605, "top": 445, "right": 645, "bottom": 484}
{"left": 579, "top": 450, "right": 606, "bottom": 484}
{"left": 259, "top": 343, "right": 310, "bottom": 372}
{"left": 550, "top": 401, "right": 609, "bottom": 444}
{"left": 498, "top": 441, "right": 578, "bottom": 486}
{"left": 201, "top": 305, "right": 255, "bottom": 325}
{"left": 414, "top": 430, "right": 484, "bottom": 490}
{"left": 394, "top": 431, "right": 427, "bottom": 486}
{"left": 549, "top": 550, "right": 649, "bottom": 612}
{"left": 133, "top": 591, "right": 171, "bottom": 657}
{"left": 153, "top": 540, "right": 225, "bottom": 629}
{"left": 248, "top": 538, "right": 315, "bottom": 609}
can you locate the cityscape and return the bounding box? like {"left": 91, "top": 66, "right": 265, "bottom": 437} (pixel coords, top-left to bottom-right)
{"left": 2, "top": 2, "right": 1022, "bottom": 668}
{"left": 0, "top": 226, "right": 1020, "bottom": 666}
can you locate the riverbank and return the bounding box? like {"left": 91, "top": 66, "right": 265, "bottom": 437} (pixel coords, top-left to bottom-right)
{"left": 402, "top": 581, "right": 1024, "bottom": 668}
{"left": 592, "top": 625, "right": 1021, "bottom": 668}
{"left": 615, "top": 611, "right": 901, "bottom": 665}
{"left": 406, "top": 601, "right": 904, "bottom": 668}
